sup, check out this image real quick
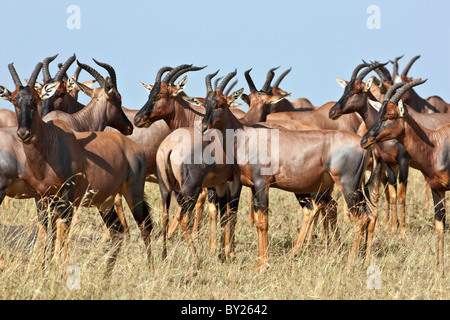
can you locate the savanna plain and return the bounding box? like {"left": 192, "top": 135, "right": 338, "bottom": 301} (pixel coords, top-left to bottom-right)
{"left": 0, "top": 168, "right": 448, "bottom": 300}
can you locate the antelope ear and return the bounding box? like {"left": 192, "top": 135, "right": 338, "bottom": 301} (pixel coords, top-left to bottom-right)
{"left": 74, "top": 80, "right": 94, "bottom": 98}
{"left": 393, "top": 75, "right": 402, "bottom": 84}
{"left": 139, "top": 81, "right": 153, "bottom": 93}
{"left": 228, "top": 88, "right": 244, "bottom": 104}
{"left": 398, "top": 99, "right": 407, "bottom": 117}
{"left": 104, "top": 77, "right": 114, "bottom": 95}
{"left": 269, "top": 92, "right": 291, "bottom": 104}
{"left": 364, "top": 77, "right": 374, "bottom": 92}
{"left": 39, "top": 82, "right": 60, "bottom": 100}
{"left": 24, "top": 79, "right": 43, "bottom": 92}
{"left": 174, "top": 75, "right": 188, "bottom": 96}
{"left": 0, "top": 85, "right": 12, "bottom": 101}
{"left": 66, "top": 76, "right": 76, "bottom": 92}
{"left": 368, "top": 99, "right": 382, "bottom": 112}
{"left": 335, "top": 77, "right": 349, "bottom": 89}
{"left": 182, "top": 96, "right": 203, "bottom": 107}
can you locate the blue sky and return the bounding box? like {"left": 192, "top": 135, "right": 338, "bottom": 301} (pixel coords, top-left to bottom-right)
{"left": 1, "top": 0, "right": 449, "bottom": 111}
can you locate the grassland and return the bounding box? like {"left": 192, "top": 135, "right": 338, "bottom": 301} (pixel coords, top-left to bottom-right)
{"left": 0, "top": 168, "right": 448, "bottom": 300}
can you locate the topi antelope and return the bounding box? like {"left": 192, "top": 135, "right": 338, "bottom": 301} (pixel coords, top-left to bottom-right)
{"left": 360, "top": 79, "right": 448, "bottom": 275}
{"left": 0, "top": 61, "right": 153, "bottom": 277}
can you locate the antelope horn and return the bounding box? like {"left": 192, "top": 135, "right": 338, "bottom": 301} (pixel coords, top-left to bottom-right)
{"left": 77, "top": 60, "right": 105, "bottom": 87}
{"left": 93, "top": 58, "right": 117, "bottom": 89}
{"left": 162, "top": 64, "right": 192, "bottom": 84}
{"left": 169, "top": 65, "right": 207, "bottom": 85}
{"left": 244, "top": 68, "right": 257, "bottom": 93}
{"left": 351, "top": 62, "right": 369, "bottom": 80}
{"left": 206, "top": 70, "right": 220, "bottom": 92}
{"left": 28, "top": 62, "right": 43, "bottom": 89}
{"left": 217, "top": 69, "right": 237, "bottom": 93}
{"left": 54, "top": 54, "right": 76, "bottom": 82}
{"left": 383, "top": 82, "right": 405, "bottom": 102}
{"left": 357, "top": 61, "right": 389, "bottom": 81}
{"left": 401, "top": 55, "right": 421, "bottom": 76}
{"left": 73, "top": 65, "right": 82, "bottom": 81}
{"left": 8, "top": 63, "right": 23, "bottom": 87}
{"left": 391, "top": 55, "right": 404, "bottom": 79}
{"left": 272, "top": 67, "right": 292, "bottom": 89}
{"left": 214, "top": 76, "right": 223, "bottom": 90}
{"left": 224, "top": 79, "right": 238, "bottom": 96}
{"left": 155, "top": 66, "right": 173, "bottom": 83}
{"left": 390, "top": 78, "right": 427, "bottom": 104}
{"left": 261, "top": 66, "right": 280, "bottom": 93}
{"left": 57, "top": 63, "right": 69, "bottom": 81}
{"left": 43, "top": 54, "right": 58, "bottom": 83}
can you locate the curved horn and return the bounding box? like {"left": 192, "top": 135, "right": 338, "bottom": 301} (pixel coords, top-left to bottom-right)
{"left": 217, "top": 69, "right": 237, "bottom": 93}
{"left": 28, "top": 62, "right": 43, "bottom": 89}
{"left": 214, "top": 76, "right": 223, "bottom": 90}
{"left": 73, "top": 65, "right": 82, "bottom": 81}
{"left": 244, "top": 68, "right": 257, "bottom": 93}
{"left": 162, "top": 64, "right": 192, "bottom": 84}
{"left": 272, "top": 67, "right": 291, "bottom": 89}
{"left": 93, "top": 58, "right": 117, "bottom": 89}
{"left": 391, "top": 55, "right": 404, "bottom": 79}
{"left": 401, "top": 55, "right": 421, "bottom": 76}
{"left": 8, "top": 63, "right": 23, "bottom": 87}
{"left": 390, "top": 78, "right": 427, "bottom": 104}
{"left": 357, "top": 61, "right": 388, "bottom": 81}
{"left": 169, "top": 65, "right": 207, "bottom": 85}
{"left": 154, "top": 66, "right": 173, "bottom": 84}
{"left": 57, "top": 63, "right": 69, "bottom": 81}
{"left": 351, "top": 62, "right": 369, "bottom": 80}
{"left": 383, "top": 82, "right": 405, "bottom": 102}
{"left": 261, "top": 66, "right": 280, "bottom": 93}
{"left": 206, "top": 70, "right": 220, "bottom": 92}
{"left": 77, "top": 60, "right": 105, "bottom": 87}
{"left": 224, "top": 79, "right": 238, "bottom": 96}
{"left": 372, "top": 62, "right": 391, "bottom": 82}
{"left": 43, "top": 54, "right": 58, "bottom": 83}
{"left": 54, "top": 54, "right": 76, "bottom": 82}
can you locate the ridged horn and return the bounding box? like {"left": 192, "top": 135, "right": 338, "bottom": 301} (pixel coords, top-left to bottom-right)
{"left": 261, "top": 66, "right": 280, "bottom": 93}
{"left": 244, "top": 69, "right": 257, "bottom": 93}
{"left": 272, "top": 67, "right": 292, "bottom": 89}
{"left": 162, "top": 64, "right": 192, "bottom": 84}
{"left": 77, "top": 60, "right": 105, "bottom": 87}
{"left": 169, "top": 65, "right": 207, "bottom": 85}
{"left": 401, "top": 55, "right": 421, "bottom": 76}
{"left": 217, "top": 69, "right": 237, "bottom": 93}
{"left": 206, "top": 70, "right": 220, "bottom": 92}
{"left": 28, "top": 62, "right": 43, "bottom": 89}
{"left": 389, "top": 78, "right": 427, "bottom": 105}
{"left": 93, "top": 58, "right": 117, "bottom": 89}
{"left": 54, "top": 54, "right": 76, "bottom": 82}
{"left": 8, "top": 63, "right": 23, "bottom": 87}
{"left": 43, "top": 54, "right": 58, "bottom": 83}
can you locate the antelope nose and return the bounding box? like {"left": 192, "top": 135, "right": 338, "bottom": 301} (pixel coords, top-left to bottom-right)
{"left": 17, "top": 128, "right": 33, "bottom": 143}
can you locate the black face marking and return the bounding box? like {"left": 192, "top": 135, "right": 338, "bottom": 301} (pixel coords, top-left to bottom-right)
{"left": 134, "top": 82, "right": 162, "bottom": 126}
{"left": 330, "top": 80, "right": 355, "bottom": 118}
{"left": 202, "top": 92, "right": 219, "bottom": 129}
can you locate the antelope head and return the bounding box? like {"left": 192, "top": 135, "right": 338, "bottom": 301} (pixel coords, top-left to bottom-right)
{"left": 240, "top": 67, "right": 291, "bottom": 113}
{"left": 198, "top": 69, "right": 241, "bottom": 133}
{"left": 134, "top": 64, "right": 206, "bottom": 128}
{"left": 361, "top": 78, "right": 427, "bottom": 149}
{"left": 0, "top": 62, "right": 59, "bottom": 143}
{"left": 329, "top": 61, "right": 390, "bottom": 119}
{"left": 38, "top": 54, "right": 77, "bottom": 117}
{"left": 75, "top": 59, "right": 134, "bottom": 135}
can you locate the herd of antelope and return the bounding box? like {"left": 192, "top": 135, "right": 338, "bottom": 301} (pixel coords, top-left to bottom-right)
{"left": 0, "top": 54, "right": 447, "bottom": 278}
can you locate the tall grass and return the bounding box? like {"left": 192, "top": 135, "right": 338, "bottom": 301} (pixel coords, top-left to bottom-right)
{"left": 0, "top": 169, "right": 448, "bottom": 299}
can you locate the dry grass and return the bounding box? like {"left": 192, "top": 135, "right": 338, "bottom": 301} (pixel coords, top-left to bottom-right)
{"left": 0, "top": 168, "right": 448, "bottom": 300}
